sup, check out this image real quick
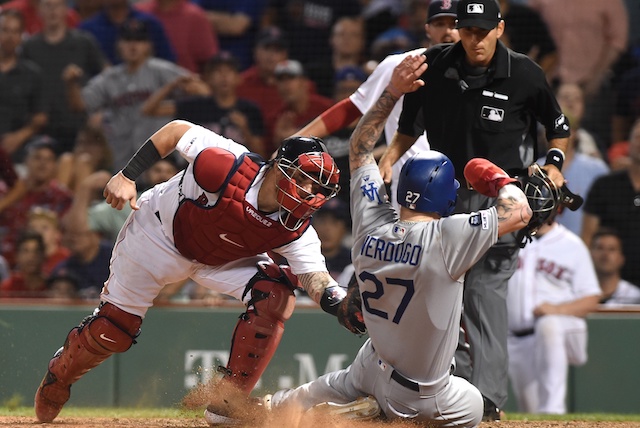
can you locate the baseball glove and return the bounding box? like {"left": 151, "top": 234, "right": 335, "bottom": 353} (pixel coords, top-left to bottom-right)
{"left": 336, "top": 273, "right": 367, "bottom": 336}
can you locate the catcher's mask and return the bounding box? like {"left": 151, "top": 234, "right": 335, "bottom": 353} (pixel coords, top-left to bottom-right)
{"left": 397, "top": 151, "right": 459, "bottom": 216}
{"left": 274, "top": 136, "right": 340, "bottom": 231}
{"left": 522, "top": 164, "right": 561, "bottom": 236}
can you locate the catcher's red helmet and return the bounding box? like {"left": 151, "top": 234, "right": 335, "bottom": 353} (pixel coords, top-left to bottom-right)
{"left": 274, "top": 136, "right": 340, "bottom": 231}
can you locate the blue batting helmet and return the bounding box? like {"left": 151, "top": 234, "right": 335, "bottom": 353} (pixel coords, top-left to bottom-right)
{"left": 397, "top": 151, "right": 459, "bottom": 216}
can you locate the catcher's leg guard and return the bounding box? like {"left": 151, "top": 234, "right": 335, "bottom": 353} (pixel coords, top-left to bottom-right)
{"left": 34, "top": 302, "right": 142, "bottom": 422}
{"left": 224, "top": 262, "right": 298, "bottom": 393}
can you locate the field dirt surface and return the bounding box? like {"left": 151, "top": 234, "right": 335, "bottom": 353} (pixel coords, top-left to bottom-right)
{"left": 2, "top": 416, "right": 640, "bottom": 428}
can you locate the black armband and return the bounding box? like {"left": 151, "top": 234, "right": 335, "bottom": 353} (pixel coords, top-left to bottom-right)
{"left": 544, "top": 148, "right": 565, "bottom": 171}
{"left": 319, "top": 285, "right": 347, "bottom": 317}
{"left": 121, "top": 139, "right": 161, "bottom": 181}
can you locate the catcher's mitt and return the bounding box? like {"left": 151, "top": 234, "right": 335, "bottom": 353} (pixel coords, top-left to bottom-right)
{"left": 336, "top": 273, "right": 367, "bottom": 336}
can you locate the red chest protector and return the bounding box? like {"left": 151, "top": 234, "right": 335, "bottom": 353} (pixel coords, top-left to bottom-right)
{"left": 172, "top": 149, "right": 309, "bottom": 266}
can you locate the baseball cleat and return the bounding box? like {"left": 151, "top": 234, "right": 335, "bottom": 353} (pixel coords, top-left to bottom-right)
{"left": 307, "top": 395, "right": 381, "bottom": 420}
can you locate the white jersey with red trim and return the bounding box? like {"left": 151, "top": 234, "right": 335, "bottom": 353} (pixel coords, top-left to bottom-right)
{"left": 144, "top": 122, "right": 327, "bottom": 276}
{"left": 350, "top": 48, "right": 430, "bottom": 206}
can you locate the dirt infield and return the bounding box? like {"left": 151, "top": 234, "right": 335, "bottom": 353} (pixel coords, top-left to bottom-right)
{"left": 2, "top": 416, "right": 640, "bottom": 427}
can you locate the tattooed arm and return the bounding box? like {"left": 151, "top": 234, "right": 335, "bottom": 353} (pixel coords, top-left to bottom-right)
{"left": 495, "top": 184, "right": 533, "bottom": 237}
{"left": 349, "top": 55, "right": 428, "bottom": 174}
{"left": 298, "top": 271, "right": 337, "bottom": 304}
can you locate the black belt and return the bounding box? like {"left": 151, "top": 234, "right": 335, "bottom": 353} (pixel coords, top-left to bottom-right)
{"left": 511, "top": 328, "right": 535, "bottom": 337}
{"left": 391, "top": 370, "right": 419, "bottom": 392}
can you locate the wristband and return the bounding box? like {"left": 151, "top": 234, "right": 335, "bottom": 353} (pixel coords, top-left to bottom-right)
{"left": 544, "top": 148, "right": 565, "bottom": 171}
{"left": 319, "top": 284, "right": 347, "bottom": 317}
{"left": 121, "top": 139, "right": 161, "bottom": 181}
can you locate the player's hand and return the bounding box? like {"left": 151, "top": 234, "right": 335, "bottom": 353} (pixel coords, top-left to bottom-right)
{"left": 62, "top": 64, "right": 84, "bottom": 83}
{"left": 539, "top": 164, "right": 565, "bottom": 188}
{"left": 464, "top": 158, "right": 518, "bottom": 197}
{"left": 104, "top": 171, "right": 139, "bottom": 210}
{"left": 533, "top": 302, "right": 558, "bottom": 317}
{"left": 387, "top": 54, "right": 427, "bottom": 97}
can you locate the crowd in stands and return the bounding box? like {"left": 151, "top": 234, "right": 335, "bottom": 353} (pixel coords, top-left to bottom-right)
{"left": 0, "top": 0, "right": 638, "bottom": 306}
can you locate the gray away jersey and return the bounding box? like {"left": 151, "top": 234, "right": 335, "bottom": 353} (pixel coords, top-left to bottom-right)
{"left": 350, "top": 164, "right": 498, "bottom": 384}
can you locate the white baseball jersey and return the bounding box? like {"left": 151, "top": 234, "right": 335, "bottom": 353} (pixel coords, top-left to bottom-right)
{"left": 350, "top": 164, "right": 498, "bottom": 383}
{"left": 507, "top": 223, "right": 601, "bottom": 332}
{"left": 600, "top": 279, "right": 640, "bottom": 306}
{"left": 101, "top": 122, "right": 326, "bottom": 317}
{"left": 506, "top": 223, "right": 600, "bottom": 414}
{"left": 350, "top": 48, "right": 430, "bottom": 206}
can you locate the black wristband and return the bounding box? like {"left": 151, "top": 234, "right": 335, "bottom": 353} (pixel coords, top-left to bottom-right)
{"left": 121, "top": 139, "right": 161, "bottom": 181}
{"left": 544, "top": 148, "right": 565, "bottom": 171}
{"left": 320, "top": 285, "right": 346, "bottom": 317}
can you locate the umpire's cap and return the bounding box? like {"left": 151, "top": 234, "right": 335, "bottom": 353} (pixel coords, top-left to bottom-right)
{"left": 456, "top": 0, "right": 501, "bottom": 30}
{"left": 397, "top": 151, "right": 459, "bottom": 216}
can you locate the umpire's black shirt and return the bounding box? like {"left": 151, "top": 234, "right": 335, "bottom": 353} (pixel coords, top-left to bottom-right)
{"left": 398, "top": 40, "right": 570, "bottom": 179}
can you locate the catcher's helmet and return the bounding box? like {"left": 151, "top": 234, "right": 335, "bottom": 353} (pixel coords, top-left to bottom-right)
{"left": 522, "top": 164, "right": 561, "bottom": 234}
{"left": 397, "top": 151, "right": 459, "bottom": 216}
{"left": 275, "top": 136, "right": 340, "bottom": 231}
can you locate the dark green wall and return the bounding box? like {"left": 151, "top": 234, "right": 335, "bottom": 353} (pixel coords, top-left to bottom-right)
{"left": 1, "top": 305, "right": 638, "bottom": 412}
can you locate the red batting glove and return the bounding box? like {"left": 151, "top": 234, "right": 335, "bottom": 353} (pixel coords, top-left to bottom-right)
{"left": 464, "top": 158, "right": 518, "bottom": 197}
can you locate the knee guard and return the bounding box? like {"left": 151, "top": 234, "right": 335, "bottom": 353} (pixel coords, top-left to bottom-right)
{"left": 49, "top": 302, "right": 142, "bottom": 386}
{"left": 225, "top": 262, "right": 297, "bottom": 393}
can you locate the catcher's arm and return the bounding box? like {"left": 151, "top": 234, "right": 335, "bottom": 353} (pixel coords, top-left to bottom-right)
{"left": 298, "top": 271, "right": 366, "bottom": 335}
{"left": 464, "top": 158, "right": 532, "bottom": 237}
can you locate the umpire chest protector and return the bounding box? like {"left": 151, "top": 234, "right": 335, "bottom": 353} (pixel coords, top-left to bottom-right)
{"left": 172, "top": 148, "right": 309, "bottom": 266}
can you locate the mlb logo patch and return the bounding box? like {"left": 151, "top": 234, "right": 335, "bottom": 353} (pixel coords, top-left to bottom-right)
{"left": 467, "top": 3, "right": 484, "bottom": 13}
{"left": 393, "top": 225, "right": 406, "bottom": 236}
{"left": 481, "top": 106, "right": 504, "bottom": 122}
{"left": 469, "top": 213, "right": 482, "bottom": 226}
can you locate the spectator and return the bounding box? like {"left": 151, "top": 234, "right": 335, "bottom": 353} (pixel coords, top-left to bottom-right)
{"left": 135, "top": 0, "right": 218, "bottom": 73}
{"left": 0, "top": 137, "right": 72, "bottom": 266}
{"left": 56, "top": 125, "right": 113, "bottom": 193}
{"left": 46, "top": 271, "right": 79, "bottom": 300}
{"left": 143, "top": 51, "right": 266, "bottom": 156}
{"left": 26, "top": 207, "right": 70, "bottom": 276}
{"left": 193, "top": 0, "right": 267, "bottom": 71}
{"left": 63, "top": 18, "right": 191, "bottom": 172}
{"left": 536, "top": 84, "right": 609, "bottom": 236}
{"left": 529, "top": 0, "right": 628, "bottom": 151}
{"left": 306, "top": 16, "right": 367, "bottom": 98}
{"left": 582, "top": 117, "right": 640, "bottom": 287}
{"left": 611, "top": 64, "right": 640, "bottom": 148}
{"left": 270, "top": 60, "right": 333, "bottom": 155}
{"left": 0, "top": 0, "right": 79, "bottom": 35}
{"left": 591, "top": 228, "right": 640, "bottom": 306}
{"left": 321, "top": 65, "right": 370, "bottom": 205}
{"left": 51, "top": 222, "right": 111, "bottom": 301}
{"left": 236, "top": 27, "right": 293, "bottom": 140}
{"left": 0, "top": 9, "right": 48, "bottom": 160}
{"left": 0, "top": 146, "right": 19, "bottom": 197}
{"left": 359, "top": 0, "right": 403, "bottom": 52}
{"left": 497, "top": 0, "right": 556, "bottom": 78}
{"left": 369, "top": 0, "right": 430, "bottom": 61}
{"left": 0, "top": 230, "right": 48, "bottom": 298}
{"left": 21, "top": 0, "right": 107, "bottom": 154}
{"left": 74, "top": 0, "right": 102, "bottom": 21}
{"left": 507, "top": 220, "right": 600, "bottom": 414}
{"left": 78, "top": 0, "right": 176, "bottom": 65}
{"left": 311, "top": 197, "right": 351, "bottom": 281}
{"left": 263, "top": 0, "right": 361, "bottom": 66}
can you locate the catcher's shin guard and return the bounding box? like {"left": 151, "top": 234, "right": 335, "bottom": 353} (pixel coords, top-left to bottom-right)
{"left": 34, "top": 302, "right": 142, "bottom": 422}
{"left": 224, "top": 262, "right": 297, "bottom": 393}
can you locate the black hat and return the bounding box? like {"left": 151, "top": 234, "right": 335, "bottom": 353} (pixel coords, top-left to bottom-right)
{"left": 428, "top": 0, "right": 458, "bottom": 23}
{"left": 204, "top": 51, "right": 240, "bottom": 73}
{"left": 456, "top": 0, "right": 501, "bottom": 30}
{"left": 256, "top": 26, "right": 288, "bottom": 50}
{"left": 118, "top": 19, "right": 151, "bottom": 41}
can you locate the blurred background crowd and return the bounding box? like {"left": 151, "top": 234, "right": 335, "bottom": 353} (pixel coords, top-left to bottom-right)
{"left": 0, "top": 0, "right": 638, "bottom": 306}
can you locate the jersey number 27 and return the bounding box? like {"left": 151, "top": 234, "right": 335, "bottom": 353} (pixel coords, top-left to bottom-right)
{"left": 358, "top": 271, "right": 415, "bottom": 324}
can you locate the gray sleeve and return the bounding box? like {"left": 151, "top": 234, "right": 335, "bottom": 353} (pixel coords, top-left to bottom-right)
{"left": 349, "top": 164, "right": 397, "bottom": 242}
{"left": 81, "top": 72, "right": 110, "bottom": 113}
{"left": 440, "top": 207, "right": 499, "bottom": 280}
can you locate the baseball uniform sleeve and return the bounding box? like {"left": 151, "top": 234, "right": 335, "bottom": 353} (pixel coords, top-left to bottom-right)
{"left": 440, "top": 208, "right": 499, "bottom": 280}
{"left": 272, "top": 226, "right": 328, "bottom": 275}
{"left": 175, "top": 121, "right": 249, "bottom": 163}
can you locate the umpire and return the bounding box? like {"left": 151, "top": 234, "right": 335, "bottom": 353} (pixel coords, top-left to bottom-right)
{"left": 378, "top": 0, "right": 570, "bottom": 420}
